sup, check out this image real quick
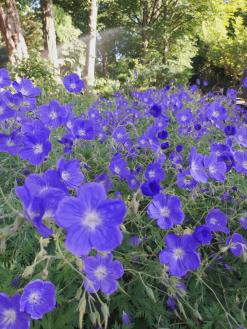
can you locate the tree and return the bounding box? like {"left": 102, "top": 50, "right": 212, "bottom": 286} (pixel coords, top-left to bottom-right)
{"left": 85, "top": 0, "right": 98, "bottom": 89}
{"left": 41, "top": 0, "right": 58, "bottom": 68}
{"left": 0, "top": 0, "right": 28, "bottom": 64}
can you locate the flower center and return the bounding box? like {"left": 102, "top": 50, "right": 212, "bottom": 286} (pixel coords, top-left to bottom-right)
{"left": 33, "top": 143, "right": 43, "bottom": 154}
{"left": 79, "top": 129, "right": 85, "bottom": 136}
{"left": 209, "top": 165, "right": 216, "bottom": 174}
{"left": 2, "top": 309, "right": 16, "bottom": 325}
{"left": 148, "top": 170, "right": 155, "bottom": 178}
{"left": 28, "top": 291, "right": 40, "bottom": 304}
{"left": 114, "top": 166, "right": 120, "bottom": 174}
{"left": 210, "top": 217, "right": 217, "bottom": 225}
{"left": 49, "top": 111, "right": 57, "bottom": 120}
{"left": 243, "top": 161, "right": 247, "bottom": 170}
{"left": 61, "top": 170, "right": 70, "bottom": 181}
{"left": 191, "top": 161, "right": 198, "bottom": 171}
{"left": 238, "top": 135, "right": 244, "bottom": 142}
{"left": 116, "top": 133, "right": 123, "bottom": 139}
{"left": 181, "top": 115, "right": 187, "bottom": 122}
{"left": 0, "top": 106, "right": 4, "bottom": 115}
{"left": 160, "top": 206, "right": 170, "bottom": 217}
{"left": 94, "top": 265, "right": 107, "bottom": 280}
{"left": 173, "top": 247, "right": 184, "bottom": 259}
{"left": 212, "top": 111, "right": 219, "bottom": 118}
{"left": 6, "top": 139, "right": 14, "bottom": 147}
{"left": 70, "top": 82, "right": 77, "bottom": 89}
{"left": 83, "top": 211, "right": 101, "bottom": 230}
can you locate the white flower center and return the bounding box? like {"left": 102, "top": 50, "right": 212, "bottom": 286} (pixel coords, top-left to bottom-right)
{"left": 28, "top": 292, "right": 40, "bottom": 304}
{"left": 212, "top": 111, "right": 219, "bottom": 118}
{"left": 0, "top": 106, "right": 4, "bottom": 115}
{"left": 49, "top": 111, "right": 57, "bottom": 120}
{"left": 70, "top": 82, "right": 77, "bottom": 89}
{"left": 243, "top": 161, "right": 247, "bottom": 170}
{"left": 94, "top": 265, "right": 107, "bottom": 280}
{"left": 33, "top": 143, "right": 43, "bottom": 154}
{"left": 83, "top": 211, "right": 101, "bottom": 230}
{"left": 191, "top": 161, "right": 198, "bottom": 171}
{"left": 6, "top": 139, "right": 14, "bottom": 147}
{"left": 79, "top": 129, "right": 85, "bottom": 136}
{"left": 61, "top": 170, "right": 70, "bottom": 181}
{"left": 238, "top": 135, "right": 244, "bottom": 142}
{"left": 67, "top": 121, "right": 72, "bottom": 129}
{"left": 2, "top": 309, "right": 16, "bottom": 325}
{"left": 116, "top": 133, "right": 122, "bottom": 139}
{"left": 209, "top": 165, "right": 216, "bottom": 174}
{"left": 181, "top": 115, "right": 187, "bottom": 122}
{"left": 148, "top": 170, "right": 155, "bottom": 178}
{"left": 173, "top": 247, "right": 184, "bottom": 259}
{"left": 210, "top": 217, "right": 217, "bottom": 225}
{"left": 114, "top": 166, "right": 120, "bottom": 174}
{"left": 160, "top": 206, "right": 170, "bottom": 217}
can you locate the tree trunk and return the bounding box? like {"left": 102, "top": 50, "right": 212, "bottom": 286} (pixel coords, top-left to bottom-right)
{"left": 141, "top": 0, "right": 149, "bottom": 58}
{"left": 0, "top": 0, "right": 28, "bottom": 64}
{"left": 85, "top": 0, "right": 98, "bottom": 90}
{"left": 41, "top": 0, "right": 58, "bottom": 68}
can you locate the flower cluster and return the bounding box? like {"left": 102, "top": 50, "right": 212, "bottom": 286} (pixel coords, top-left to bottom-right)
{"left": 0, "top": 280, "right": 56, "bottom": 329}
{"left": 1, "top": 68, "right": 247, "bottom": 326}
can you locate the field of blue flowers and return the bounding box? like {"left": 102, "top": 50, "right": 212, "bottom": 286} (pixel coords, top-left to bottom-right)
{"left": 0, "top": 69, "right": 247, "bottom": 329}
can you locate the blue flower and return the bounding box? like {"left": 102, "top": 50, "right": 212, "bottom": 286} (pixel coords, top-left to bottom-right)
{"left": 63, "top": 73, "right": 84, "bottom": 93}
{"left": 20, "top": 280, "right": 56, "bottom": 320}
{"left": 205, "top": 208, "right": 229, "bottom": 234}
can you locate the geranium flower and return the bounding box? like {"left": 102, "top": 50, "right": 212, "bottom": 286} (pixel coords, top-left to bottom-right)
{"left": 0, "top": 68, "right": 11, "bottom": 88}
{"left": 189, "top": 147, "right": 208, "bottom": 183}
{"left": 20, "top": 280, "right": 56, "bottom": 320}
{"left": 205, "top": 208, "right": 229, "bottom": 233}
{"left": 204, "top": 153, "right": 227, "bottom": 182}
{"left": 72, "top": 119, "right": 96, "bottom": 139}
{"left": 176, "top": 108, "right": 193, "bottom": 125}
{"left": 63, "top": 73, "right": 84, "bottom": 93}
{"left": 0, "top": 293, "right": 30, "bottom": 329}
{"left": 159, "top": 233, "right": 200, "bottom": 277}
{"left": 226, "top": 233, "right": 247, "bottom": 257}
{"left": 145, "top": 162, "right": 165, "bottom": 182}
{"left": 234, "top": 151, "right": 247, "bottom": 175}
{"left": 57, "top": 157, "right": 84, "bottom": 189}
{"left": 38, "top": 100, "right": 67, "bottom": 128}
{"left": 235, "top": 127, "right": 247, "bottom": 147}
{"left": 176, "top": 169, "right": 197, "bottom": 190}
{"left": 13, "top": 78, "right": 41, "bottom": 98}
{"left": 193, "top": 225, "right": 212, "bottom": 245}
{"left": 109, "top": 153, "right": 129, "bottom": 179}
{"left": 56, "top": 182, "right": 126, "bottom": 256}
{"left": 83, "top": 253, "right": 124, "bottom": 295}
{"left": 147, "top": 193, "right": 184, "bottom": 229}
{"left": 141, "top": 180, "right": 160, "bottom": 197}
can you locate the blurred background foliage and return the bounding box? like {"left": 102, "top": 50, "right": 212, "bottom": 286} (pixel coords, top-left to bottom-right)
{"left": 0, "top": 0, "right": 247, "bottom": 93}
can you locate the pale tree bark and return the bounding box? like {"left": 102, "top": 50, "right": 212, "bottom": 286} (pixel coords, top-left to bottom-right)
{"left": 85, "top": 0, "right": 98, "bottom": 90}
{"left": 41, "top": 0, "right": 58, "bottom": 68}
{"left": 0, "top": 0, "right": 28, "bottom": 64}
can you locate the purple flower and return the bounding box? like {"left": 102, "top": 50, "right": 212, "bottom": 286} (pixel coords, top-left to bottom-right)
{"left": 157, "top": 130, "right": 168, "bottom": 140}
{"left": 72, "top": 119, "right": 96, "bottom": 140}
{"left": 13, "top": 78, "right": 41, "bottom": 98}
{"left": 63, "top": 73, "right": 84, "bottom": 93}
{"left": 20, "top": 280, "right": 56, "bottom": 320}
{"left": 122, "top": 311, "right": 132, "bottom": 325}
{"left": 176, "top": 169, "right": 197, "bottom": 190}
{"left": 56, "top": 183, "right": 126, "bottom": 256}
{"left": 207, "top": 103, "right": 227, "bottom": 122}
{"left": 204, "top": 153, "right": 227, "bottom": 182}
{"left": 0, "top": 131, "right": 20, "bottom": 155}
{"left": 38, "top": 100, "right": 67, "bottom": 128}
{"left": 189, "top": 147, "right": 208, "bottom": 183}
{"left": 141, "top": 180, "right": 160, "bottom": 197}
{"left": 95, "top": 172, "right": 113, "bottom": 192}
{"left": 19, "top": 131, "right": 51, "bottom": 165}
{"left": 159, "top": 233, "right": 200, "bottom": 277}
{"left": 205, "top": 208, "right": 229, "bottom": 234}
{"left": 240, "top": 216, "right": 247, "bottom": 230}
{"left": 112, "top": 127, "right": 129, "bottom": 143}
{"left": 0, "top": 293, "right": 30, "bottom": 329}
{"left": 194, "top": 225, "right": 212, "bottom": 245}
{"left": 147, "top": 193, "right": 184, "bottom": 229}
{"left": 166, "top": 296, "right": 177, "bottom": 311}
{"left": 235, "top": 127, "right": 247, "bottom": 147}
{"left": 226, "top": 233, "right": 247, "bottom": 256}
{"left": 242, "top": 77, "right": 247, "bottom": 88}
{"left": 57, "top": 157, "right": 84, "bottom": 189}
{"left": 234, "top": 151, "right": 247, "bottom": 175}
{"left": 149, "top": 104, "right": 162, "bottom": 117}
{"left": 109, "top": 153, "right": 129, "bottom": 179}
{"left": 129, "top": 235, "right": 141, "bottom": 246}
{"left": 0, "top": 68, "right": 11, "bottom": 88}
{"left": 145, "top": 163, "right": 165, "bottom": 182}
{"left": 176, "top": 108, "right": 193, "bottom": 125}
{"left": 0, "top": 99, "right": 15, "bottom": 121}
{"left": 224, "top": 125, "right": 236, "bottom": 136}
{"left": 83, "top": 253, "right": 124, "bottom": 295}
